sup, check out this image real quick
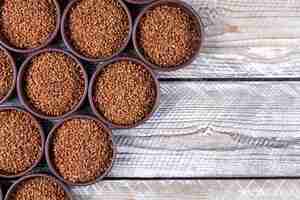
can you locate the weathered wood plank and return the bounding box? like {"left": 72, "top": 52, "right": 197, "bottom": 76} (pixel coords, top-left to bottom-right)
{"left": 109, "top": 82, "right": 300, "bottom": 177}
{"left": 158, "top": 0, "right": 300, "bottom": 78}
{"left": 73, "top": 179, "right": 300, "bottom": 200}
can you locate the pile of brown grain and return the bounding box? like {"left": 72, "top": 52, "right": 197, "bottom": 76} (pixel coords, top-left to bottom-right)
{"left": 66, "top": 0, "right": 130, "bottom": 59}
{"left": 0, "top": 109, "right": 42, "bottom": 176}
{"left": 92, "top": 60, "right": 156, "bottom": 126}
{"left": 7, "top": 176, "right": 69, "bottom": 200}
{"left": 137, "top": 5, "right": 201, "bottom": 67}
{"left": 23, "top": 51, "right": 85, "bottom": 117}
{"left": 0, "top": 48, "right": 13, "bottom": 101}
{"left": 50, "top": 117, "right": 114, "bottom": 183}
{"left": 0, "top": 0, "right": 57, "bottom": 49}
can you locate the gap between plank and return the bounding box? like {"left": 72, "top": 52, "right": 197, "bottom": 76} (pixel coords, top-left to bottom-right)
{"left": 158, "top": 77, "right": 300, "bottom": 82}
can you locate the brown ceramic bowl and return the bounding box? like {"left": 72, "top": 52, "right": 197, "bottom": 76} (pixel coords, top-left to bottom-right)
{"left": 88, "top": 56, "right": 160, "bottom": 129}
{"left": 124, "top": 0, "right": 155, "bottom": 5}
{"left": 0, "top": 0, "right": 61, "bottom": 54}
{"left": 4, "top": 174, "right": 73, "bottom": 200}
{"left": 45, "top": 114, "right": 115, "bottom": 186}
{"left": 61, "top": 0, "right": 133, "bottom": 62}
{"left": 132, "top": 0, "right": 205, "bottom": 71}
{"left": 0, "top": 106, "right": 45, "bottom": 179}
{"left": 0, "top": 46, "right": 16, "bottom": 105}
{"left": 17, "top": 48, "right": 88, "bottom": 120}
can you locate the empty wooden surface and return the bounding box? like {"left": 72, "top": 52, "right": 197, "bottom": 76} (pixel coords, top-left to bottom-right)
{"left": 73, "top": 179, "right": 300, "bottom": 200}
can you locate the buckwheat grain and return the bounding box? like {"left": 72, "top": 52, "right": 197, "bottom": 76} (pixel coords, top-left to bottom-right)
{"left": 93, "top": 60, "right": 156, "bottom": 126}
{"left": 0, "top": 48, "right": 13, "bottom": 102}
{"left": 23, "top": 51, "right": 85, "bottom": 117}
{"left": 0, "top": 109, "right": 42, "bottom": 176}
{"left": 66, "top": 0, "right": 130, "bottom": 59}
{"left": 50, "top": 117, "right": 114, "bottom": 183}
{"left": 0, "top": 0, "right": 57, "bottom": 49}
{"left": 7, "top": 176, "right": 69, "bottom": 200}
{"left": 137, "top": 5, "right": 201, "bottom": 68}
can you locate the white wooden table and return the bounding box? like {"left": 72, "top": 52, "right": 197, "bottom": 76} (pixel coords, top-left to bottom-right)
{"left": 6, "top": 0, "right": 300, "bottom": 199}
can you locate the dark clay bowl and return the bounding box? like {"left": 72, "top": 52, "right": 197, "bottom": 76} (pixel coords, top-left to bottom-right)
{"left": 0, "top": 106, "right": 45, "bottom": 179}
{"left": 0, "top": 46, "right": 17, "bottom": 105}
{"left": 0, "top": 0, "right": 61, "bottom": 54}
{"left": 61, "top": 0, "right": 133, "bottom": 62}
{"left": 124, "top": 0, "right": 155, "bottom": 5}
{"left": 132, "top": 0, "right": 205, "bottom": 71}
{"left": 17, "top": 48, "right": 88, "bottom": 120}
{"left": 45, "top": 114, "right": 116, "bottom": 186}
{"left": 88, "top": 56, "right": 160, "bottom": 129}
{"left": 4, "top": 174, "right": 73, "bottom": 200}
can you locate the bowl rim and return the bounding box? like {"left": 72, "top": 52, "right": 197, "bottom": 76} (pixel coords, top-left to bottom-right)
{"left": 17, "top": 48, "right": 89, "bottom": 120}
{"left": 0, "top": 0, "right": 61, "bottom": 54}
{"left": 0, "top": 46, "right": 17, "bottom": 105}
{"left": 4, "top": 173, "right": 74, "bottom": 200}
{"left": 45, "top": 114, "right": 116, "bottom": 186}
{"left": 124, "top": 0, "right": 155, "bottom": 5}
{"left": 61, "top": 0, "right": 133, "bottom": 62}
{"left": 132, "top": 0, "right": 205, "bottom": 71}
{"left": 88, "top": 56, "right": 160, "bottom": 129}
{"left": 0, "top": 106, "right": 45, "bottom": 179}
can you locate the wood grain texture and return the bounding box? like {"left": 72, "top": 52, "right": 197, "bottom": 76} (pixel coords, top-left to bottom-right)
{"left": 158, "top": 0, "right": 300, "bottom": 78}
{"left": 73, "top": 179, "right": 300, "bottom": 200}
{"left": 109, "top": 81, "right": 300, "bottom": 177}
